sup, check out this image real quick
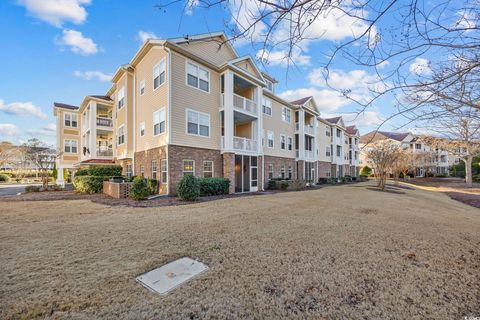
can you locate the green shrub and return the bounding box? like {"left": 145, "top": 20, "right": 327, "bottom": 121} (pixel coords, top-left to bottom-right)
{"left": 130, "top": 177, "right": 149, "bottom": 200}
{"left": 327, "top": 177, "right": 337, "bottom": 184}
{"left": 75, "top": 165, "right": 122, "bottom": 177}
{"left": 360, "top": 166, "right": 372, "bottom": 177}
{"left": 50, "top": 184, "right": 63, "bottom": 191}
{"left": 25, "top": 185, "right": 41, "bottom": 192}
{"left": 147, "top": 179, "right": 158, "bottom": 195}
{"left": 198, "top": 177, "right": 230, "bottom": 196}
{"left": 73, "top": 175, "right": 109, "bottom": 194}
{"left": 267, "top": 180, "right": 277, "bottom": 190}
{"left": 177, "top": 175, "right": 200, "bottom": 201}
{"left": 0, "top": 174, "right": 9, "bottom": 182}
{"left": 279, "top": 180, "right": 289, "bottom": 190}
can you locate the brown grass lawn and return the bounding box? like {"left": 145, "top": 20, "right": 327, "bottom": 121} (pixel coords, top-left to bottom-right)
{"left": 1, "top": 182, "right": 479, "bottom": 319}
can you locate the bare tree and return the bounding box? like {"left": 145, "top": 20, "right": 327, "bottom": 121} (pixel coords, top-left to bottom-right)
{"left": 365, "top": 139, "right": 401, "bottom": 190}
{"left": 391, "top": 148, "right": 414, "bottom": 184}
{"left": 22, "top": 139, "right": 54, "bottom": 190}
{"left": 0, "top": 141, "right": 15, "bottom": 169}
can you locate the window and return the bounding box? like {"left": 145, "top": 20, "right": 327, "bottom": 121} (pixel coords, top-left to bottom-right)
{"left": 64, "top": 113, "right": 78, "bottom": 128}
{"left": 326, "top": 128, "right": 331, "bottom": 136}
{"left": 326, "top": 170, "right": 331, "bottom": 177}
{"left": 140, "top": 165, "right": 145, "bottom": 177}
{"left": 126, "top": 164, "right": 132, "bottom": 178}
{"left": 117, "top": 125, "right": 125, "bottom": 145}
{"left": 187, "top": 61, "right": 209, "bottom": 92}
{"left": 140, "top": 80, "right": 145, "bottom": 95}
{"left": 415, "top": 143, "right": 422, "bottom": 150}
{"left": 262, "top": 97, "right": 272, "bottom": 116}
{"left": 64, "top": 139, "right": 77, "bottom": 153}
{"left": 187, "top": 109, "right": 210, "bottom": 137}
{"left": 288, "top": 166, "right": 293, "bottom": 179}
{"left": 287, "top": 137, "right": 293, "bottom": 151}
{"left": 183, "top": 160, "right": 194, "bottom": 176}
{"left": 140, "top": 122, "right": 145, "bottom": 137}
{"left": 280, "top": 134, "right": 286, "bottom": 150}
{"left": 267, "top": 131, "right": 274, "bottom": 148}
{"left": 280, "top": 165, "right": 285, "bottom": 179}
{"left": 268, "top": 164, "right": 274, "bottom": 179}
{"left": 153, "top": 59, "right": 166, "bottom": 89}
{"left": 265, "top": 79, "right": 274, "bottom": 92}
{"left": 153, "top": 108, "right": 166, "bottom": 136}
{"left": 282, "top": 107, "right": 291, "bottom": 123}
{"left": 161, "top": 159, "right": 167, "bottom": 184}
{"left": 203, "top": 160, "right": 213, "bottom": 178}
{"left": 326, "top": 146, "right": 331, "bottom": 157}
{"left": 336, "top": 145, "right": 342, "bottom": 157}
{"left": 151, "top": 160, "right": 157, "bottom": 180}
{"left": 117, "top": 86, "right": 125, "bottom": 109}
{"left": 336, "top": 128, "right": 341, "bottom": 138}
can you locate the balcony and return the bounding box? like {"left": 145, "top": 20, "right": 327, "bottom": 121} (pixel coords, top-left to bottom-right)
{"left": 221, "top": 136, "right": 258, "bottom": 153}
{"left": 96, "top": 147, "right": 113, "bottom": 157}
{"left": 295, "top": 123, "right": 315, "bottom": 135}
{"left": 220, "top": 93, "right": 258, "bottom": 116}
{"left": 305, "top": 150, "right": 315, "bottom": 160}
{"left": 96, "top": 117, "right": 113, "bottom": 127}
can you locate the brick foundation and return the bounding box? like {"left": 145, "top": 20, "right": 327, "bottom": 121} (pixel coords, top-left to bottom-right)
{"left": 223, "top": 152, "right": 235, "bottom": 194}
{"left": 317, "top": 161, "right": 332, "bottom": 178}
{"left": 263, "top": 155, "right": 296, "bottom": 187}
{"left": 103, "top": 181, "right": 132, "bottom": 199}
{"left": 134, "top": 146, "right": 167, "bottom": 194}
{"left": 168, "top": 145, "right": 223, "bottom": 195}
{"left": 343, "top": 164, "right": 350, "bottom": 177}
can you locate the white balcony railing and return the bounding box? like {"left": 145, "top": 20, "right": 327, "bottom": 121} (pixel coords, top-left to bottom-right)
{"left": 96, "top": 117, "right": 113, "bottom": 127}
{"left": 222, "top": 136, "right": 258, "bottom": 153}
{"left": 233, "top": 94, "right": 258, "bottom": 115}
{"left": 96, "top": 148, "right": 113, "bottom": 157}
{"left": 305, "top": 150, "right": 315, "bottom": 160}
{"left": 295, "top": 123, "right": 315, "bottom": 135}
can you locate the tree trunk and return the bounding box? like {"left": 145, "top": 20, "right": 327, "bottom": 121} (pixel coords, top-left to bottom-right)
{"left": 465, "top": 156, "right": 473, "bottom": 187}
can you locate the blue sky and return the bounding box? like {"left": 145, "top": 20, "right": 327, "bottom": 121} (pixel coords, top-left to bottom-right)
{"left": 0, "top": 0, "right": 408, "bottom": 145}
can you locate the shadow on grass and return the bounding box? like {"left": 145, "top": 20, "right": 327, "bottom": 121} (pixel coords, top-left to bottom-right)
{"left": 366, "top": 187, "right": 406, "bottom": 195}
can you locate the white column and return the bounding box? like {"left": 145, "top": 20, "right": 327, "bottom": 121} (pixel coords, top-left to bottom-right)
{"left": 90, "top": 101, "right": 97, "bottom": 158}
{"left": 56, "top": 160, "right": 65, "bottom": 186}
{"left": 298, "top": 109, "right": 305, "bottom": 160}
{"left": 255, "top": 86, "right": 263, "bottom": 154}
{"left": 223, "top": 71, "right": 234, "bottom": 152}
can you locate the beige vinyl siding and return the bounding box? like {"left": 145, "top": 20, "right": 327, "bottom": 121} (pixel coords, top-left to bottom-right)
{"left": 57, "top": 109, "right": 81, "bottom": 166}
{"left": 233, "top": 60, "right": 262, "bottom": 79}
{"left": 178, "top": 37, "right": 237, "bottom": 66}
{"left": 262, "top": 96, "right": 295, "bottom": 158}
{"left": 135, "top": 46, "right": 169, "bottom": 152}
{"left": 317, "top": 121, "right": 332, "bottom": 162}
{"left": 113, "top": 73, "right": 132, "bottom": 159}
{"left": 170, "top": 51, "right": 222, "bottom": 150}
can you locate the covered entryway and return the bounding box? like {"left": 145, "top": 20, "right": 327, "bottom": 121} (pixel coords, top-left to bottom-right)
{"left": 234, "top": 155, "right": 258, "bottom": 193}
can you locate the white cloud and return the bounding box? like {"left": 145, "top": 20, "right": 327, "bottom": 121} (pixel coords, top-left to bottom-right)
{"left": 0, "top": 124, "right": 20, "bottom": 136}
{"left": 341, "top": 111, "right": 384, "bottom": 127}
{"left": 74, "top": 70, "right": 112, "bottom": 82}
{"left": 138, "top": 30, "right": 158, "bottom": 43}
{"left": 17, "top": 0, "right": 91, "bottom": 27}
{"left": 26, "top": 123, "right": 57, "bottom": 137}
{"left": 0, "top": 99, "right": 47, "bottom": 119}
{"left": 257, "top": 48, "right": 310, "bottom": 67}
{"left": 57, "top": 29, "right": 98, "bottom": 55}
{"left": 377, "top": 60, "right": 390, "bottom": 69}
{"left": 455, "top": 10, "right": 477, "bottom": 31}
{"left": 409, "top": 57, "right": 431, "bottom": 76}
{"left": 279, "top": 87, "right": 351, "bottom": 113}
{"left": 185, "top": 0, "right": 199, "bottom": 16}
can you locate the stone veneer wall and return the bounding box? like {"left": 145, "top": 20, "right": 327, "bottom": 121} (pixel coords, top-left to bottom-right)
{"left": 263, "top": 155, "right": 296, "bottom": 187}
{"left": 317, "top": 161, "right": 332, "bottom": 178}
{"left": 134, "top": 146, "right": 167, "bottom": 194}
{"left": 168, "top": 145, "right": 223, "bottom": 195}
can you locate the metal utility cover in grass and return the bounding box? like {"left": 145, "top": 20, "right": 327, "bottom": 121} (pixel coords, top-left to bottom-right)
{"left": 136, "top": 257, "right": 208, "bottom": 295}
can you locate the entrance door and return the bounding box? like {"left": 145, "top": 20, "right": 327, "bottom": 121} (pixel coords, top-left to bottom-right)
{"left": 250, "top": 156, "right": 258, "bottom": 192}
{"left": 234, "top": 155, "right": 258, "bottom": 193}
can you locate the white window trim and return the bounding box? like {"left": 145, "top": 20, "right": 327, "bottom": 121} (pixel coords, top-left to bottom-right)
{"left": 140, "top": 122, "right": 145, "bottom": 137}
{"left": 185, "top": 108, "right": 211, "bottom": 138}
{"left": 183, "top": 159, "right": 195, "bottom": 176}
{"left": 153, "top": 107, "right": 166, "bottom": 137}
{"left": 140, "top": 79, "right": 145, "bottom": 96}
{"left": 262, "top": 97, "right": 272, "bottom": 117}
{"left": 151, "top": 160, "right": 158, "bottom": 180}
{"left": 63, "top": 139, "right": 78, "bottom": 153}
{"left": 267, "top": 130, "right": 274, "bottom": 148}
{"left": 161, "top": 159, "right": 168, "bottom": 184}
{"left": 203, "top": 160, "right": 214, "bottom": 178}
{"left": 117, "top": 124, "right": 125, "bottom": 145}
{"left": 153, "top": 58, "right": 166, "bottom": 91}
{"left": 185, "top": 60, "right": 211, "bottom": 94}
{"left": 280, "top": 134, "right": 286, "bottom": 150}
{"left": 64, "top": 112, "right": 78, "bottom": 128}
{"left": 287, "top": 136, "right": 293, "bottom": 151}
{"left": 117, "top": 86, "right": 125, "bottom": 109}
{"left": 282, "top": 106, "right": 291, "bottom": 123}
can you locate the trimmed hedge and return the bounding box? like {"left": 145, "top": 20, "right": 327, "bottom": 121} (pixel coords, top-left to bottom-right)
{"left": 0, "top": 174, "right": 9, "bottom": 182}
{"left": 198, "top": 177, "right": 230, "bottom": 196}
{"left": 73, "top": 175, "right": 110, "bottom": 193}
{"left": 75, "top": 165, "right": 122, "bottom": 177}
{"left": 177, "top": 175, "right": 200, "bottom": 201}
{"left": 130, "top": 177, "right": 149, "bottom": 200}
{"left": 25, "top": 185, "right": 41, "bottom": 192}
{"left": 148, "top": 179, "right": 158, "bottom": 195}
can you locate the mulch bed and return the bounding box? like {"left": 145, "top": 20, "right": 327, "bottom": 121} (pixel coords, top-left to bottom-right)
{"left": 445, "top": 191, "right": 480, "bottom": 209}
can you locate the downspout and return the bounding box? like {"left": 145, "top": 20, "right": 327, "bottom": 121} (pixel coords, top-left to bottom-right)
{"left": 166, "top": 46, "right": 172, "bottom": 195}
{"left": 132, "top": 70, "right": 136, "bottom": 174}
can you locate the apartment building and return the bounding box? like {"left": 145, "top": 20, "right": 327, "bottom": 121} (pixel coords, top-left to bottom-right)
{"left": 54, "top": 32, "right": 361, "bottom": 193}
{"left": 360, "top": 131, "right": 450, "bottom": 177}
